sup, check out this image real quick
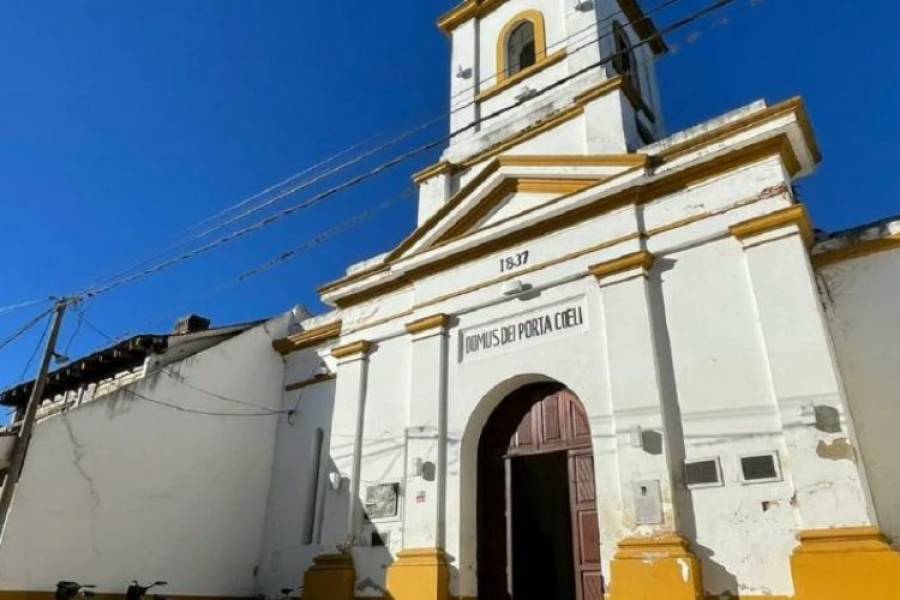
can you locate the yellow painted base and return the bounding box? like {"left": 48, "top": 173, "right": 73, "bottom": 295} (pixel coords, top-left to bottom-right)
{"left": 383, "top": 548, "right": 449, "bottom": 600}
{"left": 791, "top": 527, "right": 900, "bottom": 600}
{"left": 608, "top": 534, "right": 704, "bottom": 600}
{"left": 302, "top": 553, "right": 355, "bottom": 600}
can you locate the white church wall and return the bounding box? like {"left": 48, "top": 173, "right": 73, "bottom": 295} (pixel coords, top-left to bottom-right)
{"left": 255, "top": 347, "right": 338, "bottom": 597}
{"left": 0, "top": 320, "right": 288, "bottom": 597}
{"left": 658, "top": 236, "right": 798, "bottom": 596}
{"left": 819, "top": 247, "right": 900, "bottom": 546}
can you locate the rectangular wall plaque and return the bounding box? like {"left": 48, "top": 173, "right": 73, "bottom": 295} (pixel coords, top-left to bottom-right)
{"left": 458, "top": 296, "right": 588, "bottom": 362}
{"left": 364, "top": 483, "right": 400, "bottom": 520}
{"left": 633, "top": 480, "right": 663, "bottom": 525}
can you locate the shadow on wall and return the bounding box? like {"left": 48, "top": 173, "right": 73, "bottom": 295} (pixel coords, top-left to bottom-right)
{"left": 648, "top": 261, "right": 742, "bottom": 597}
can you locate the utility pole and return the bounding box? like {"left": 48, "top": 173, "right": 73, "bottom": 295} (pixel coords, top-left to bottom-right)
{"left": 0, "top": 299, "right": 69, "bottom": 539}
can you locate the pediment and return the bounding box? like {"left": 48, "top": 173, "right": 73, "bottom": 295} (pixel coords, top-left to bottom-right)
{"left": 389, "top": 154, "right": 648, "bottom": 260}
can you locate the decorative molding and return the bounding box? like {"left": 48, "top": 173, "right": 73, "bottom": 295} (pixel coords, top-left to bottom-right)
{"left": 729, "top": 204, "right": 814, "bottom": 248}
{"left": 495, "top": 10, "right": 547, "bottom": 85}
{"left": 405, "top": 314, "right": 452, "bottom": 335}
{"left": 495, "top": 154, "right": 648, "bottom": 168}
{"left": 331, "top": 134, "right": 801, "bottom": 308}
{"left": 436, "top": 176, "right": 605, "bottom": 243}
{"left": 812, "top": 234, "right": 900, "bottom": 269}
{"left": 272, "top": 321, "right": 342, "bottom": 355}
{"left": 284, "top": 373, "right": 337, "bottom": 392}
{"left": 437, "top": 0, "right": 668, "bottom": 56}
{"left": 331, "top": 341, "right": 373, "bottom": 359}
{"left": 658, "top": 96, "right": 821, "bottom": 165}
{"left": 589, "top": 250, "right": 655, "bottom": 280}
{"left": 413, "top": 161, "right": 454, "bottom": 185}
{"left": 478, "top": 51, "right": 566, "bottom": 103}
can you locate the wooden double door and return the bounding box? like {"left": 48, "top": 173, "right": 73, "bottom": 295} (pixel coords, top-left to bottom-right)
{"left": 478, "top": 384, "right": 603, "bottom": 600}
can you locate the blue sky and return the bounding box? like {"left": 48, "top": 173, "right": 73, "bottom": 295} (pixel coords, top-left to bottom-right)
{"left": 0, "top": 0, "right": 897, "bottom": 394}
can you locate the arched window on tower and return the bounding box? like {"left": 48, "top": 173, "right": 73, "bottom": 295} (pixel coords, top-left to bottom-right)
{"left": 612, "top": 21, "right": 640, "bottom": 96}
{"left": 506, "top": 20, "right": 537, "bottom": 76}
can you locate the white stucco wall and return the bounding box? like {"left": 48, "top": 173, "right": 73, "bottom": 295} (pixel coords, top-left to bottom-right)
{"left": 0, "top": 319, "right": 289, "bottom": 597}
{"left": 819, "top": 246, "right": 900, "bottom": 546}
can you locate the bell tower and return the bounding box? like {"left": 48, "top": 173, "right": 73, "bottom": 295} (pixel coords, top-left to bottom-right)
{"left": 414, "top": 0, "right": 668, "bottom": 224}
{"left": 443, "top": 0, "right": 665, "bottom": 151}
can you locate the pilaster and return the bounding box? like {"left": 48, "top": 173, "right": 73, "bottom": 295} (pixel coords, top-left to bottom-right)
{"left": 383, "top": 314, "right": 451, "bottom": 600}
{"left": 590, "top": 251, "right": 703, "bottom": 600}
{"left": 730, "top": 206, "right": 871, "bottom": 529}
{"left": 731, "top": 206, "right": 900, "bottom": 598}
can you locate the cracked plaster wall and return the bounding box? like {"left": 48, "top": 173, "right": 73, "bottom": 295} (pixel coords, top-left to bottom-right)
{"left": 0, "top": 317, "right": 290, "bottom": 597}
{"left": 818, "top": 248, "right": 900, "bottom": 545}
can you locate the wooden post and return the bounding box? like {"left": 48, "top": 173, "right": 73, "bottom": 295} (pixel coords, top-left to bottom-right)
{"left": 0, "top": 299, "right": 69, "bottom": 539}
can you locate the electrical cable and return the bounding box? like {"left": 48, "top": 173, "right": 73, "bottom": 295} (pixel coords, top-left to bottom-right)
{"left": 18, "top": 312, "right": 52, "bottom": 383}
{"left": 74, "top": 0, "right": 739, "bottom": 303}
{"left": 74, "top": 306, "right": 289, "bottom": 414}
{"left": 0, "top": 307, "right": 56, "bottom": 354}
{"left": 62, "top": 0, "right": 689, "bottom": 301}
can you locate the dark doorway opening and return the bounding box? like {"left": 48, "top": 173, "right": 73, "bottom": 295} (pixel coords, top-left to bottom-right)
{"left": 509, "top": 452, "right": 575, "bottom": 600}
{"left": 477, "top": 382, "right": 603, "bottom": 600}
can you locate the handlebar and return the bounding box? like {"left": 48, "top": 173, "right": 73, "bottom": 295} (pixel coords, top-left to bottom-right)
{"left": 125, "top": 581, "right": 168, "bottom": 600}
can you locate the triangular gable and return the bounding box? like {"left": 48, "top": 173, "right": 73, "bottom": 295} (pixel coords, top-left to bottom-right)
{"left": 388, "top": 154, "right": 648, "bottom": 261}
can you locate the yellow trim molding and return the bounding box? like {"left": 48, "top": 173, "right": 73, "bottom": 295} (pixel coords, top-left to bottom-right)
{"left": 413, "top": 161, "right": 454, "bottom": 185}
{"left": 660, "top": 97, "right": 821, "bottom": 165}
{"left": 405, "top": 313, "right": 452, "bottom": 335}
{"left": 478, "top": 49, "right": 566, "bottom": 102}
{"left": 812, "top": 233, "right": 900, "bottom": 268}
{"left": 284, "top": 372, "right": 337, "bottom": 392}
{"left": 272, "top": 321, "right": 342, "bottom": 355}
{"left": 384, "top": 548, "right": 450, "bottom": 600}
{"left": 496, "top": 10, "right": 547, "bottom": 84}
{"left": 302, "top": 553, "right": 355, "bottom": 600}
{"left": 589, "top": 250, "right": 655, "bottom": 280}
{"left": 330, "top": 340, "right": 373, "bottom": 359}
{"left": 729, "top": 204, "right": 814, "bottom": 248}
{"left": 437, "top": 0, "right": 668, "bottom": 55}
{"left": 438, "top": 176, "right": 605, "bottom": 242}
{"left": 791, "top": 526, "right": 900, "bottom": 600}
{"left": 329, "top": 134, "right": 801, "bottom": 308}
{"left": 609, "top": 534, "right": 704, "bottom": 600}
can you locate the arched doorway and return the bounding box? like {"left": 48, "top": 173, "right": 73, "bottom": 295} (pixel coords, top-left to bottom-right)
{"left": 477, "top": 382, "right": 602, "bottom": 600}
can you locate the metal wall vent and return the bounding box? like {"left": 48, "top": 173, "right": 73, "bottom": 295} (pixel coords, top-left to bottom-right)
{"left": 684, "top": 458, "right": 722, "bottom": 488}
{"left": 740, "top": 452, "right": 781, "bottom": 483}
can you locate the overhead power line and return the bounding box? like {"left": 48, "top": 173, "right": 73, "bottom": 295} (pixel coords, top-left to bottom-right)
{"left": 61, "top": 0, "right": 689, "bottom": 301}
{"left": 73, "top": 0, "right": 739, "bottom": 303}
{"left": 0, "top": 307, "right": 56, "bottom": 355}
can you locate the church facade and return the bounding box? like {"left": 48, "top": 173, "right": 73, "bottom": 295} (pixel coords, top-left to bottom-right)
{"left": 271, "top": 1, "right": 900, "bottom": 599}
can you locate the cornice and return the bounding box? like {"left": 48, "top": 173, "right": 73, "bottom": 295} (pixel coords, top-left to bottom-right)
{"left": 284, "top": 373, "right": 337, "bottom": 392}
{"left": 331, "top": 340, "right": 373, "bottom": 359}
{"left": 729, "top": 204, "right": 814, "bottom": 248}
{"left": 405, "top": 314, "right": 452, "bottom": 335}
{"left": 413, "top": 161, "right": 454, "bottom": 185}
{"left": 812, "top": 234, "right": 900, "bottom": 269}
{"left": 589, "top": 251, "right": 655, "bottom": 280}
{"left": 272, "top": 321, "right": 342, "bottom": 356}
{"left": 328, "top": 133, "right": 801, "bottom": 308}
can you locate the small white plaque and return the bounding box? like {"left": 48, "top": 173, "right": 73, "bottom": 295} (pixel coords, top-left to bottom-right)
{"left": 633, "top": 480, "right": 663, "bottom": 525}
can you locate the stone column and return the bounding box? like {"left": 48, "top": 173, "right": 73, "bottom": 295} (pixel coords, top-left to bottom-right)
{"left": 590, "top": 251, "right": 702, "bottom": 600}
{"left": 384, "top": 315, "right": 450, "bottom": 600}
{"left": 302, "top": 340, "right": 372, "bottom": 600}
{"left": 731, "top": 204, "right": 900, "bottom": 599}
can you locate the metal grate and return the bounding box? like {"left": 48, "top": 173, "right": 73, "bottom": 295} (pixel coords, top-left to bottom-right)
{"left": 684, "top": 459, "right": 721, "bottom": 487}
{"left": 741, "top": 454, "right": 779, "bottom": 482}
